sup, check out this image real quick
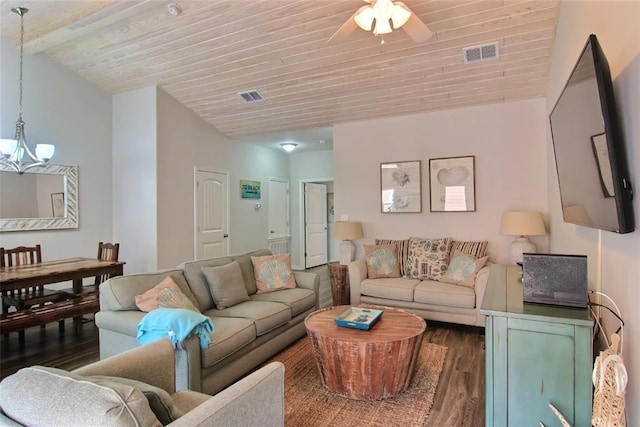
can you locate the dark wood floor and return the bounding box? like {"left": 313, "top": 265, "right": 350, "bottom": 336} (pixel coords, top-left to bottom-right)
{"left": 0, "top": 319, "right": 485, "bottom": 427}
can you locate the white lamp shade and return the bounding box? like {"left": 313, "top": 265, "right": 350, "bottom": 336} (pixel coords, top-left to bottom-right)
{"left": 35, "top": 144, "right": 55, "bottom": 161}
{"left": 391, "top": 2, "right": 412, "bottom": 28}
{"left": 354, "top": 6, "right": 374, "bottom": 31}
{"left": 0, "top": 139, "right": 18, "bottom": 157}
{"left": 374, "top": 17, "right": 393, "bottom": 34}
{"left": 333, "top": 221, "right": 364, "bottom": 240}
{"left": 499, "top": 211, "right": 546, "bottom": 236}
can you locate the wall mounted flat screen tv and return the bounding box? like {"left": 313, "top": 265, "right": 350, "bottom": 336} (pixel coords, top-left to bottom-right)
{"left": 549, "top": 34, "right": 634, "bottom": 234}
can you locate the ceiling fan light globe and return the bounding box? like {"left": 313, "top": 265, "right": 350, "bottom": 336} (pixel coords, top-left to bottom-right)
{"left": 372, "top": 0, "right": 395, "bottom": 20}
{"left": 354, "top": 6, "right": 374, "bottom": 31}
{"left": 391, "top": 3, "right": 411, "bottom": 28}
{"left": 35, "top": 144, "right": 55, "bottom": 161}
{"left": 374, "top": 18, "right": 393, "bottom": 35}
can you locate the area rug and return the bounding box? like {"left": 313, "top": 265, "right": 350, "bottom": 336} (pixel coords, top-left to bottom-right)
{"left": 268, "top": 337, "right": 447, "bottom": 427}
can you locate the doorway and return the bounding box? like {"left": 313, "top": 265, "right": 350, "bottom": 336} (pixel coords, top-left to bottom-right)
{"left": 194, "top": 168, "right": 229, "bottom": 260}
{"left": 304, "top": 182, "right": 328, "bottom": 268}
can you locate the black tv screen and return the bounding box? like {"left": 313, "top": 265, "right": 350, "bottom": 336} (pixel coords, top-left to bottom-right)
{"left": 549, "top": 34, "right": 634, "bottom": 233}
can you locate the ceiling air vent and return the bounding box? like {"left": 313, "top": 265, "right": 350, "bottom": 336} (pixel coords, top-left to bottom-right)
{"left": 238, "top": 90, "right": 264, "bottom": 103}
{"left": 463, "top": 42, "right": 499, "bottom": 64}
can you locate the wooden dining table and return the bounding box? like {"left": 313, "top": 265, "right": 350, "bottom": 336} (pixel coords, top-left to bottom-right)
{"left": 0, "top": 257, "right": 125, "bottom": 294}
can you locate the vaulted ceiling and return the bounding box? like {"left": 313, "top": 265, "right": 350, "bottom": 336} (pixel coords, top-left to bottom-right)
{"left": 0, "top": 0, "right": 560, "bottom": 147}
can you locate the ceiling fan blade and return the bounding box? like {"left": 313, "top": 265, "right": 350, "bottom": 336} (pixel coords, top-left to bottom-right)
{"left": 402, "top": 13, "right": 433, "bottom": 43}
{"left": 327, "top": 6, "right": 366, "bottom": 44}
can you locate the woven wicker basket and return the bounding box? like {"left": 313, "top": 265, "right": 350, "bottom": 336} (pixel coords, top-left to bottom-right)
{"left": 592, "top": 334, "right": 626, "bottom": 427}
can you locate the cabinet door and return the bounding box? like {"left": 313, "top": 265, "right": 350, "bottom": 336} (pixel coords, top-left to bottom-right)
{"left": 507, "top": 323, "right": 576, "bottom": 426}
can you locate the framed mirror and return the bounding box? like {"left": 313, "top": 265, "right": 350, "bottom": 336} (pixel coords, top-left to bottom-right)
{"left": 0, "top": 163, "right": 78, "bottom": 232}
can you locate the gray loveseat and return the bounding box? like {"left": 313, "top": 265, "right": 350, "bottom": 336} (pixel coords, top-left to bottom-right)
{"left": 96, "top": 249, "right": 319, "bottom": 395}
{"left": 349, "top": 239, "right": 490, "bottom": 327}
{"left": 0, "top": 338, "right": 284, "bottom": 427}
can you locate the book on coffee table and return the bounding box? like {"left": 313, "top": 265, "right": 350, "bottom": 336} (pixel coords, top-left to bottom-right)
{"left": 334, "top": 307, "right": 383, "bottom": 330}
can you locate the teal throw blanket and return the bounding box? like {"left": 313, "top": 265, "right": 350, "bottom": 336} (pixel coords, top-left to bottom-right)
{"left": 137, "top": 308, "right": 214, "bottom": 348}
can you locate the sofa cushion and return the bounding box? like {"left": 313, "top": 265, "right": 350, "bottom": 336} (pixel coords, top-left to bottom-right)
{"left": 250, "top": 288, "right": 316, "bottom": 317}
{"left": 414, "top": 280, "right": 475, "bottom": 308}
{"left": 405, "top": 237, "right": 452, "bottom": 281}
{"left": 364, "top": 244, "right": 401, "bottom": 278}
{"left": 360, "top": 278, "right": 421, "bottom": 302}
{"left": 251, "top": 254, "right": 297, "bottom": 293}
{"left": 440, "top": 249, "right": 489, "bottom": 288}
{"left": 375, "top": 238, "right": 410, "bottom": 276}
{"left": 135, "top": 276, "right": 200, "bottom": 313}
{"left": 101, "top": 270, "right": 198, "bottom": 312}
{"left": 449, "top": 240, "right": 489, "bottom": 258}
{"left": 0, "top": 366, "right": 161, "bottom": 427}
{"left": 209, "top": 301, "right": 291, "bottom": 336}
{"left": 231, "top": 249, "right": 272, "bottom": 295}
{"left": 198, "top": 316, "right": 256, "bottom": 368}
{"left": 202, "top": 261, "right": 250, "bottom": 309}
{"left": 90, "top": 375, "right": 184, "bottom": 425}
{"left": 179, "top": 257, "right": 234, "bottom": 312}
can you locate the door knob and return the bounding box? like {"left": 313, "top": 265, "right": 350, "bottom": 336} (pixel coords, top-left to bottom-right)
{"left": 223, "top": 234, "right": 229, "bottom": 238}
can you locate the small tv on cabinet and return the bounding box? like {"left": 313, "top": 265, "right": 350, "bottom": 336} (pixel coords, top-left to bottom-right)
{"left": 549, "top": 34, "right": 634, "bottom": 234}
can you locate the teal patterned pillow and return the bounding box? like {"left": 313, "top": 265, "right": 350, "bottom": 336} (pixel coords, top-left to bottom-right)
{"left": 364, "top": 244, "right": 401, "bottom": 278}
{"left": 440, "top": 249, "right": 489, "bottom": 287}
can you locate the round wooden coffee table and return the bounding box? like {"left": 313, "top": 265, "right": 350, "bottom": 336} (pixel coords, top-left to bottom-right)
{"left": 304, "top": 305, "right": 426, "bottom": 400}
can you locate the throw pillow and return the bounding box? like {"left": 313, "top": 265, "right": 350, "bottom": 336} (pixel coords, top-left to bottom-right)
{"left": 440, "top": 249, "right": 489, "bottom": 288}
{"left": 90, "top": 376, "right": 184, "bottom": 425}
{"left": 375, "top": 238, "right": 410, "bottom": 276}
{"left": 201, "top": 261, "right": 250, "bottom": 309}
{"left": 135, "top": 276, "right": 199, "bottom": 313}
{"left": 449, "top": 240, "right": 489, "bottom": 259}
{"left": 405, "top": 237, "right": 451, "bottom": 281}
{"left": 364, "top": 244, "right": 401, "bottom": 278}
{"left": 251, "top": 253, "right": 297, "bottom": 293}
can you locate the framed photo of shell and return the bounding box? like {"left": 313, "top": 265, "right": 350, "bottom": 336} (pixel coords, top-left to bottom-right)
{"left": 380, "top": 160, "right": 422, "bottom": 213}
{"left": 429, "top": 156, "right": 475, "bottom": 212}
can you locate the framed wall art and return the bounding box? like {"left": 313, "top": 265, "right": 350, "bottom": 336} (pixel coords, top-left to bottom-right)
{"left": 51, "top": 192, "right": 65, "bottom": 217}
{"left": 429, "top": 156, "right": 475, "bottom": 212}
{"left": 380, "top": 160, "right": 422, "bottom": 213}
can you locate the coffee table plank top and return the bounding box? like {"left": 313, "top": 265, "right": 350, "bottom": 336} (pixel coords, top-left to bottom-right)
{"left": 305, "top": 305, "right": 426, "bottom": 400}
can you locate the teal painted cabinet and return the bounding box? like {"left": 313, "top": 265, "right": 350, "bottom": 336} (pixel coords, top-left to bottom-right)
{"left": 481, "top": 265, "right": 593, "bottom": 426}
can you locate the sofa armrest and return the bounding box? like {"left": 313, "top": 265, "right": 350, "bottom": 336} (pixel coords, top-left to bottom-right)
{"left": 293, "top": 270, "right": 320, "bottom": 309}
{"left": 170, "top": 362, "right": 284, "bottom": 427}
{"left": 348, "top": 259, "right": 367, "bottom": 305}
{"left": 73, "top": 338, "right": 177, "bottom": 394}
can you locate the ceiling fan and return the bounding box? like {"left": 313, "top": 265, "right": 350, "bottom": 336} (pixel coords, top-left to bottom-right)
{"left": 328, "top": 0, "right": 433, "bottom": 44}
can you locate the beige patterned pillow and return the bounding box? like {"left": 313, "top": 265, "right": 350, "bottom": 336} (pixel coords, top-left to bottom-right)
{"left": 440, "top": 249, "right": 489, "bottom": 288}
{"left": 364, "top": 244, "right": 401, "bottom": 278}
{"left": 251, "top": 254, "right": 297, "bottom": 293}
{"left": 449, "top": 240, "right": 488, "bottom": 259}
{"left": 135, "top": 276, "right": 199, "bottom": 313}
{"left": 405, "top": 237, "right": 451, "bottom": 281}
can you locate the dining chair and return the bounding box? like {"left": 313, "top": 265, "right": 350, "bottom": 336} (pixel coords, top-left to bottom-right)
{"left": 59, "top": 242, "right": 120, "bottom": 298}
{"left": 1, "top": 245, "right": 66, "bottom": 312}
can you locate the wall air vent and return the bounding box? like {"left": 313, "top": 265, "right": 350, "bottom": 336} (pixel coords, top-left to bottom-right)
{"left": 463, "top": 42, "right": 500, "bottom": 63}
{"left": 238, "top": 90, "right": 264, "bottom": 103}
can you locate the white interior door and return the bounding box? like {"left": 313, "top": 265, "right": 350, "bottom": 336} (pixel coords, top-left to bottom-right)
{"left": 268, "top": 178, "right": 290, "bottom": 239}
{"left": 304, "top": 183, "right": 328, "bottom": 268}
{"left": 195, "top": 169, "right": 228, "bottom": 260}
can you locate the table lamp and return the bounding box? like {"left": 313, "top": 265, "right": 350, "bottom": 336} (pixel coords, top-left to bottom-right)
{"left": 334, "top": 221, "right": 364, "bottom": 265}
{"left": 499, "top": 211, "right": 546, "bottom": 265}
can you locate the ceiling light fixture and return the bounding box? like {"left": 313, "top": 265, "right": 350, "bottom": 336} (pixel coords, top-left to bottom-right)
{"left": 167, "top": 3, "right": 182, "bottom": 17}
{"left": 354, "top": 0, "right": 412, "bottom": 42}
{"left": 280, "top": 143, "right": 298, "bottom": 152}
{"left": 0, "top": 7, "right": 55, "bottom": 175}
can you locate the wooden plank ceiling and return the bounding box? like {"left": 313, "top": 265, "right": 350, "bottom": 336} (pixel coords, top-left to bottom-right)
{"left": 0, "top": 0, "right": 560, "bottom": 141}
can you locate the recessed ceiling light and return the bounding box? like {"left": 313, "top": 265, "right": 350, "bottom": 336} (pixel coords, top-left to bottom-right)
{"left": 280, "top": 143, "right": 298, "bottom": 152}
{"left": 167, "top": 3, "right": 182, "bottom": 17}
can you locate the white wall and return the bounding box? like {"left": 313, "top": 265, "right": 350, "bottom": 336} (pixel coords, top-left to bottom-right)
{"left": 334, "top": 98, "right": 549, "bottom": 264}
{"left": 112, "top": 87, "right": 157, "bottom": 273}
{"left": 0, "top": 36, "right": 112, "bottom": 261}
{"left": 154, "top": 88, "right": 290, "bottom": 268}
{"left": 546, "top": 1, "right": 640, "bottom": 424}
{"left": 289, "top": 150, "right": 334, "bottom": 269}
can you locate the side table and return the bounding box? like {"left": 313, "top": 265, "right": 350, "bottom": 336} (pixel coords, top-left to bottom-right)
{"left": 328, "top": 262, "right": 350, "bottom": 306}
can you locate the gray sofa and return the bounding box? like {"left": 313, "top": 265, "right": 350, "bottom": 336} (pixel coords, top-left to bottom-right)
{"left": 96, "top": 249, "right": 319, "bottom": 395}
{"left": 0, "top": 338, "right": 284, "bottom": 427}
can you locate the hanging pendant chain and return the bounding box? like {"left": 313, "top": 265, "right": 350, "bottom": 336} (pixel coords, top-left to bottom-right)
{"left": 18, "top": 8, "right": 24, "bottom": 121}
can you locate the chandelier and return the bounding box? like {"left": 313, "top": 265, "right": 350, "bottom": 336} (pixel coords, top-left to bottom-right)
{"left": 0, "top": 7, "right": 55, "bottom": 175}
{"left": 354, "top": 0, "right": 412, "bottom": 37}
